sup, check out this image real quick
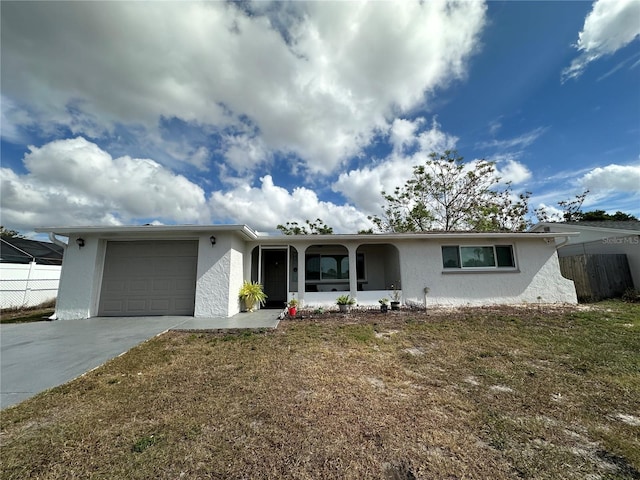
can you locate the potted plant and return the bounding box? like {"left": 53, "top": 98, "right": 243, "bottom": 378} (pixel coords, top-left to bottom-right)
{"left": 390, "top": 283, "right": 401, "bottom": 310}
{"left": 378, "top": 298, "right": 389, "bottom": 313}
{"left": 287, "top": 296, "right": 299, "bottom": 317}
{"left": 336, "top": 294, "right": 355, "bottom": 313}
{"left": 238, "top": 281, "right": 267, "bottom": 312}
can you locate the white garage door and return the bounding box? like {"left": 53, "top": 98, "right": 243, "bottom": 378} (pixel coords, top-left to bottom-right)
{"left": 98, "top": 240, "right": 198, "bottom": 316}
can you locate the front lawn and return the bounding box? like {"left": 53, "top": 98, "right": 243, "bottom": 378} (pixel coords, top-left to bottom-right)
{"left": 1, "top": 302, "right": 638, "bottom": 479}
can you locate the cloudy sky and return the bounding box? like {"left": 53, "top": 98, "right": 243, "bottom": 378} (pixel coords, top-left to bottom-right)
{"left": 2, "top": 0, "right": 639, "bottom": 236}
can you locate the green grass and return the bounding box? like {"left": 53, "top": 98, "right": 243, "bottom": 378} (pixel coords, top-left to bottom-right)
{"left": 1, "top": 301, "right": 638, "bottom": 479}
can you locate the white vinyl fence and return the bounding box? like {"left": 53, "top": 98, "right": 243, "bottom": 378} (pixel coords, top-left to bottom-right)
{"left": 0, "top": 262, "right": 61, "bottom": 309}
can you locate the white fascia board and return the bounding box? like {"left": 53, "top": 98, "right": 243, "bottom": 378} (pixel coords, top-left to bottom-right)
{"left": 34, "top": 224, "right": 258, "bottom": 240}
{"left": 34, "top": 224, "right": 577, "bottom": 244}
{"left": 254, "top": 231, "right": 580, "bottom": 244}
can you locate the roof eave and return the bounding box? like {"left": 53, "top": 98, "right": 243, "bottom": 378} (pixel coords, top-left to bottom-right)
{"left": 34, "top": 224, "right": 259, "bottom": 240}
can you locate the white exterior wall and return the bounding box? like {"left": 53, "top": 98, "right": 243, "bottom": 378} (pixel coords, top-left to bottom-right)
{"left": 194, "top": 232, "right": 245, "bottom": 318}
{"left": 194, "top": 232, "right": 244, "bottom": 317}
{"left": 55, "top": 232, "right": 248, "bottom": 320}
{"left": 285, "top": 237, "right": 576, "bottom": 308}
{"left": 0, "top": 262, "right": 61, "bottom": 308}
{"left": 397, "top": 238, "right": 576, "bottom": 306}
{"left": 55, "top": 234, "right": 104, "bottom": 320}
{"left": 227, "top": 236, "right": 246, "bottom": 316}
{"left": 48, "top": 226, "right": 579, "bottom": 320}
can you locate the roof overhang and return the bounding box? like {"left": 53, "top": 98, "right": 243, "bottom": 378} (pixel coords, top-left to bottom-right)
{"left": 35, "top": 224, "right": 259, "bottom": 241}
{"left": 252, "top": 231, "right": 580, "bottom": 245}
{"left": 34, "top": 225, "right": 579, "bottom": 244}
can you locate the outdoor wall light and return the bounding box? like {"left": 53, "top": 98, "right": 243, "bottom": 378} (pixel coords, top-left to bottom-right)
{"left": 76, "top": 238, "right": 85, "bottom": 248}
{"left": 210, "top": 235, "right": 216, "bottom": 246}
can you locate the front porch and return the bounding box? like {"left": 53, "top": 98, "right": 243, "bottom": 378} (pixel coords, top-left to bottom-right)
{"left": 251, "top": 242, "right": 403, "bottom": 308}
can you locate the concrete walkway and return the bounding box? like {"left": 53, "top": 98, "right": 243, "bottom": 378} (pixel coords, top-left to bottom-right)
{"left": 0, "top": 310, "right": 279, "bottom": 409}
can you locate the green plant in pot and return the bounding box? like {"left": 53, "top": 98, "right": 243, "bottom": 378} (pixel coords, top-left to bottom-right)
{"left": 286, "top": 296, "right": 299, "bottom": 317}
{"left": 379, "top": 298, "right": 389, "bottom": 313}
{"left": 336, "top": 294, "right": 355, "bottom": 313}
{"left": 390, "top": 283, "right": 401, "bottom": 310}
{"left": 239, "top": 281, "right": 267, "bottom": 312}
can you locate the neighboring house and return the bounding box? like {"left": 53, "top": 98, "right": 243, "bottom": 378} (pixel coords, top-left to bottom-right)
{"left": 0, "top": 237, "right": 64, "bottom": 309}
{"left": 34, "top": 224, "right": 577, "bottom": 320}
{"left": 530, "top": 221, "right": 640, "bottom": 289}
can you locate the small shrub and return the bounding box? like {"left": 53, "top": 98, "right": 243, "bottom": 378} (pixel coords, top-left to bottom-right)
{"left": 622, "top": 288, "right": 640, "bottom": 303}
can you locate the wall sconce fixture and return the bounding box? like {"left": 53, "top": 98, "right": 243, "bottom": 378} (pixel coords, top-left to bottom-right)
{"left": 76, "top": 238, "right": 85, "bottom": 248}
{"left": 210, "top": 235, "right": 216, "bottom": 246}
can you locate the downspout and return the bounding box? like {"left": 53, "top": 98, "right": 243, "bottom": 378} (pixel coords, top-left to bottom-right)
{"left": 48, "top": 232, "right": 68, "bottom": 250}
{"left": 555, "top": 235, "right": 570, "bottom": 249}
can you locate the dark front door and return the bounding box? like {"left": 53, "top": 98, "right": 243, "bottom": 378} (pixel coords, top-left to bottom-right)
{"left": 262, "top": 249, "right": 287, "bottom": 308}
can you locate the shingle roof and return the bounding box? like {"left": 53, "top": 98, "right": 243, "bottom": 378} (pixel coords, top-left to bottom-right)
{"left": 563, "top": 221, "right": 640, "bottom": 231}
{"left": 0, "top": 237, "right": 64, "bottom": 265}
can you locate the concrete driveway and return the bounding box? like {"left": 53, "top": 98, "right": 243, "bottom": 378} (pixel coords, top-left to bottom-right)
{"left": 1, "top": 311, "right": 279, "bottom": 409}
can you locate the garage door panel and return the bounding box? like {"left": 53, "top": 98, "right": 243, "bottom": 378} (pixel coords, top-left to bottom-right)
{"left": 152, "top": 278, "right": 171, "bottom": 292}
{"left": 101, "top": 300, "right": 124, "bottom": 314}
{"left": 127, "top": 299, "right": 148, "bottom": 312}
{"left": 173, "top": 298, "right": 195, "bottom": 313}
{"left": 102, "top": 280, "right": 126, "bottom": 293}
{"left": 152, "top": 241, "right": 197, "bottom": 257}
{"left": 149, "top": 299, "right": 171, "bottom": 312}
{"left": 129, "top": 279, "right": 150, "bottom": 293}
{"left": 160, "top": 259, "right": 197, "bottom": 275}
{"left": 98, "top": 241, "right": 197, "bottom": 317}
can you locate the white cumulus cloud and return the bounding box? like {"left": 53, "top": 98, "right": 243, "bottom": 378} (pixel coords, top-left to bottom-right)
{"left": 208, "top": 175, "right": 372, "bottom": 233}
{"left": 495, "top": 158, "right": 532, "bottom": 185}
{"left": 0, "top": 138, "right": 208, "bottom": 231}
{"left": 1, "top": 1, "right": 487, "bottom": 174}
{"left": 580, "top": 163, "right": 640, "bottom": 191}
{"left": 333, "top": 118, "right": 459, "bottom": 213}
{"left": 562, "top": 0, "right": 640, "bottom": 82}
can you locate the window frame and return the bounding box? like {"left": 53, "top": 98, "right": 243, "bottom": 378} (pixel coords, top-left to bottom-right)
{"left": 441, "top": 244, "right": 517, "bottom": 271}
{"left": 305, "top": 253, "right": 366, "bottom": 283}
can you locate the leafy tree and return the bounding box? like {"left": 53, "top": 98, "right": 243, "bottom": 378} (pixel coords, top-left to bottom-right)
{"left": 558, "top": 190, "right": 589, "bottom": 222}
{"left": 534, "top": 190, "right": 589, "bottom": 223}
{"left": 0, "top": 226, "right": 23, "bottom": 239}
{"left": 277, "top": 218, "right": 334, "bottom": 235}
{"left": 580, "top": 210, "right": 638, "bottom": 221}
{"left": 369, "top": 150, "right": 531, "bottom": 232}
{"left": 577, "top": 209, "right": 608, "bottom": 221}
{"left": 534, "top": 191, "right": 637, "bottom": 223}
{"left": 474, "top": 183, "right": 532, "bottom": 232}
{"left": 609, "top": 211, "right": 638, "bottom": 221}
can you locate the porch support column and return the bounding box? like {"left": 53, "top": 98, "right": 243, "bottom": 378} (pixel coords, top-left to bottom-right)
{"left": 297, "top": 244, "right": 307, "bottom": 306}
{"left": 347, "top": 243, "right": 358, "bottom": 302}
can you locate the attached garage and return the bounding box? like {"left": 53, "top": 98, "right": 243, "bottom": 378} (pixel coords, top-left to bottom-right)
{"left": 98, "top": 240, "right": 198, "bottom": 316}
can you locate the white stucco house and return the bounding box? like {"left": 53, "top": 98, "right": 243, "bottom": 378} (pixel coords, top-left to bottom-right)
{"left": 530, "top": 221, "right": 640, "bottom": 288}
{"left": 35, "top": 224, "right": 578, "bottom": 320}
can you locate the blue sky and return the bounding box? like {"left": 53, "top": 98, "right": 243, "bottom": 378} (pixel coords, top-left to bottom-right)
{"left": 1, "top": 0, "right": 639, "bottom": 236}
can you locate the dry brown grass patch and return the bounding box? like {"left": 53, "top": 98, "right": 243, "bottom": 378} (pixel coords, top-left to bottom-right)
{"left": 2, "top": 302, "right": 638, "bottom": 479}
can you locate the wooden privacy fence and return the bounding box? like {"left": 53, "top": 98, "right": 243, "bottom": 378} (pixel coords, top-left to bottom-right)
{"left": 559, "top": 254, "right": 633, "bottom": 302}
